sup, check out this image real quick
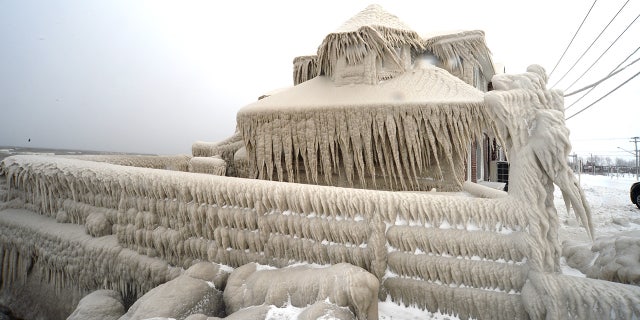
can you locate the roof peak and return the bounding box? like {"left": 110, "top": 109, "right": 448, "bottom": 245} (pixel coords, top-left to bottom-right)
{"left": 316, "top": 4, "right": 424, "bottom": 79}
{"left": 334, "top": 4, "right": 415, "bottom": 34}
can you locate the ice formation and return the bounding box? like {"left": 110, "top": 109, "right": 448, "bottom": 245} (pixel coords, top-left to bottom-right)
{"left": 67, "top": 290, "right": 125, "bottom": 320}
{"left": 485, "top": 65, "right": 595, "bottom": 271}
{"left": 235, "top": 4, "right": 495, "bottom": 192}
{"left": 1, "top": 4, "right": 639, "bottom": 320}
{"left": 563, "top": 232, "right": 640, "bottom": 285}
{"left": 120, "top": 262, "right": 225, "bottom": 320}
{"left": 224, "top": 262, "right": 378, "bottom": 320}
{"left": 237, "top": 66, "right": 488, "bottom": 192}
{"left": 188, "top": 156, "right": 227, "bottom": 176}
{"left": 0, "top": 208, "right": 179, "bottom": 319}
{"left": 62, "top": 154, "right": 191, "bottom": 171}
{"left": 192, "top": 134, "right": 243, "bottom": 177}
{"left": 296, "top": 301, "right": 356, "bottom": 320}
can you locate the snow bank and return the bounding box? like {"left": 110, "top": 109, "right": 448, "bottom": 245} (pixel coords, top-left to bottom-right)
{"left": 563, "top": 232, "right": 640, "bottom": 285}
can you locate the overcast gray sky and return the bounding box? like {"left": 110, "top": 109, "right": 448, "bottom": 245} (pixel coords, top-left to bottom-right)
{"left": 1, "top": 0, "right": 638, "bottom": 159}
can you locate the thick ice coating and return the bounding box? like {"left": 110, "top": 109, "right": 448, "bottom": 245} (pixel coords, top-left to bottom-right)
{"left": 238, "top": 65, "right": 488, "bottom": 192}
{"left": 224, "top": 263, "right": 378, "bottom": 320}
{"left": 0, "top": 4, "right": 637, "bottom": 320}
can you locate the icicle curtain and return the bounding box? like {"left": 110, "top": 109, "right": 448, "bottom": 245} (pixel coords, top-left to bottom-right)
{"left": 315, "top": 4, "right": 425, "bottom": 79}
{"left": 293, "top": 56, "right": 318, "bottom": 85}
{"left": 424, "top": 30, "right": 495, "bottom": 84}
{"left": 238, "top": 102, "right": 486, "bottom": 191}
{"left": 317, "top": 25, "right": 424, "bottom": 79}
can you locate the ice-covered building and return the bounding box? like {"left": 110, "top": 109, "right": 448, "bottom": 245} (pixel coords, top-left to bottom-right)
{"left": 197, "top": 4, "right": 503, "bottom": 192}
{"left": 2, "top": 4, "right": 639, "bottom": 320}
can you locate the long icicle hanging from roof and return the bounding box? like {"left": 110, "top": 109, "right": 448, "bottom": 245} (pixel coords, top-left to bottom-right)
{"left": 238, "top": 102, "right": 487, "bottom": 192}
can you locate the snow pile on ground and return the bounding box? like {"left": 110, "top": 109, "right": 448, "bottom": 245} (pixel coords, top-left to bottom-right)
{"left": 556, "top": 173, "right": 640, "bottom": 242}
{"left": 557, "top": 174, "right": 640, "bottom": 285}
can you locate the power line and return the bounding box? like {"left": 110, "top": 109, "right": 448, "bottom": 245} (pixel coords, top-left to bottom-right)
{"left": 574, "top": 154, "right": 636, "bottom": 157}
{"left": 564, "top": 53, "right": 640, "bottom": 98}
{"left": 564, "top": 46, "right": 640, "bottom": 109}
{"left": 551, "top": 0, "right": 631, "bottom": 88}
{"left": 566, "top": 69, "right": 640, "bottom": 120}
{"left": 571, "top": 137, "right": 630, "bottom": 141}
{"left": 563, "top": 10, "right": 640, "bottom": 91}
{"left": 548, "top": 0, "right": 598, "bottom": 78}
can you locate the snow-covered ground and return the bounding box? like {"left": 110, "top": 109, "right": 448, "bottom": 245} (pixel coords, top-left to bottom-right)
{"left": 556, "top": 173, "right": 640, "bottom": 244}
{"left": 238, "top": 298, "right": 457, "bottom": 320}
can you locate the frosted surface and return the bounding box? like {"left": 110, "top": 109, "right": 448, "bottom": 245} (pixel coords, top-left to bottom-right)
{"left": 1, "top": 5, "right": 638, "bottom": 319}
{"left": 238, "top": 66, "right": 487, "bottom": 191}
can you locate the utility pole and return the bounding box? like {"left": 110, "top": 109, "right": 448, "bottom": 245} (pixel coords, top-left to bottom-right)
{"left": 632, "top": 136, "right": 639, "bottom": 181}
{"left": 570, "top": 153, "right": 580, "bottom": 185}
{"left": 579, "top": 159, "right": 582, "bottom": 185}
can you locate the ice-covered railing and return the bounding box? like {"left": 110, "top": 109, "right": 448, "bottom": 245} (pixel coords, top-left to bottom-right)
{"left": 192, "top": 133, "right": 242, "bottom": 172}
{"left": 61, "top": 154, "right": 191, "bottom": 172}
{"left": 3, "top": 148, "right": 639, "bottom": 318}
{"left": 0, "top": 209, "right": 178, "bottom": 317}
{"left": 2, "top": 155, "right": 538, "bottom": 319}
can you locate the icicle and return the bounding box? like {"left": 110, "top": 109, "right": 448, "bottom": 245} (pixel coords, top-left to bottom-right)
{"left": 384, "top": 278, "right": 527, "bottom": 319}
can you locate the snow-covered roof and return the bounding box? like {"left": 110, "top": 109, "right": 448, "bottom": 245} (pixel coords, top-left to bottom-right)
{"left": 241, "top": 64, "right": 483, "bottom": 114}
{"left": 421, "top": 30, "right": 466, "bottom": 40}
{"left": 423, "top": 29, "right": 487, "bottom": 45}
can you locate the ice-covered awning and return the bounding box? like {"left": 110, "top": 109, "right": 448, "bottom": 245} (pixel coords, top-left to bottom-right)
{"left": 237, "top": 65, "right": 489, "bottom": 191}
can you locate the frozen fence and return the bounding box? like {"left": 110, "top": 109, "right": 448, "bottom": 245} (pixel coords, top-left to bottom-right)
{"left": 1, "top": 155, "right": 537, "bottom": 319}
